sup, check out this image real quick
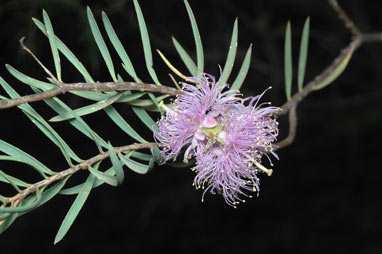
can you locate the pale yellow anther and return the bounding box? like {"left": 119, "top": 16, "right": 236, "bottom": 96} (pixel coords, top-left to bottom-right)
{"left": 159, "top": 101, "right": 170, "bottom": 111}
{"left": 253, "top": 160, "right": 273, "bottom": 176}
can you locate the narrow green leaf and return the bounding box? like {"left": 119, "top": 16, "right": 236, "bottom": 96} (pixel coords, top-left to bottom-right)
{"left": 230, "top": 44, "right": 252, "bottom": 91}
{"left": 284, "top": 21, "right": 293, "bottom": 100}
{"left": 0, "top": 170, "right": 22, "bottom": 192}
{"left": 0, "top": 163, "right": 29, "bottom": 187}
{"left": 297, "top": 17, "right": 310, "bottom": 91}
{"left": 127, "top": 94, "right": 169, "bottom": 107}
{"left": 0, "top": 212, "right": 11, "bottom": 221}
{"left": 313, "top": 42, "right": 356, "bottom": 90}
{"left": 54, "top": 173, "right": 96, "bottom": 244}
{"left": 151, "top": 144, "right": 162, "bottom": 164}
{"left": 60, "top": 167, "right": 113, "bottom": 195}
{"left": 107, "top": 142, "right": 124, "bottom": 184}
{"left": 0, "top": 189, "right": 41, "bottom": 213}
{"left": 6, "top": 64, "right": 110, "bottom": 102}
{"left": 218, "top": 18, "right": 238, "bottom": 87}
{"left": 89, "top": 166, "right": 118, "bottom": 186}
{"left": 49, "top": 93, "right": 122, "bottom": 122}
{"left": 87, "top": 7, "right": 116, "bottom": 81}
{"left": 133, "top": 0, "right": 161, "bottom": 85}
{"left": 130, "top": 151, "right": 152, "bottom": 162}
{"left": 119, "top": 153, "right": 150, "bottom": 174}
{"left": 184, "top": 0, "right": 204, "bottom": 75}
{"left": 117, "top": 92, "right": 145, "bottom": 103}
{"left": 147, "top": 93, "right": 161, "bottom": 114}
{"left": 18, "top": 176, "right": 69, "bottom": 217}
{"left": 40, "top": 92, "right": 107, "bottom": 151}
{"left": 0, "top": 213, "right": 18, "bottom": 234}
{"left": 131, "top": 106, "right": 156, "bottom": 131}
{"left": 171, "top": 37, "right": 198, "bottom": 76}
{"left": 116, "top": 75, "right": 156, "bottom": 131}
{"left": 32, "top": 18, "right": 94, "bottom": 83}
{"left": 0, "top": 139, "right": 53, "bottom": 176}
{"left": 0, "top": 195, "right": 7, "bottom": 202}
{"left": 6, "top": 64, "right": 53, "bottom": 91}
{"left": 42, "top": 10, "right": 61, "bottom": 81}
{"left": 102, "top": 12, "right": 140, "bottom": 82}
{"left": 0, "top": 76, "right": 81, "bottom": 164}
{"left": 138, "top": 104, "right": 161, "bottom": 112}
{"left": 104, "top": 106, "right": 146, "bottom": 143}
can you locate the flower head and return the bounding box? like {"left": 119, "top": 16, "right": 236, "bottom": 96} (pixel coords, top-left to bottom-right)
{"left": 153, "top": 74, "right": 240, "bottom": 162}
{"left": 154, "top": 74, "right": 279, "bottom": 207}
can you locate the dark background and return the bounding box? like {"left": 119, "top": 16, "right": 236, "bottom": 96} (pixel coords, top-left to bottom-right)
{"left": 0, "top": 0, "right": 381, "bottom": 253}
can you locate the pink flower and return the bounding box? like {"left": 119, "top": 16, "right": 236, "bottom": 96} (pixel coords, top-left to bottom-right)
{"left": 154, "top": 74, "right": 279, "bottom": 207}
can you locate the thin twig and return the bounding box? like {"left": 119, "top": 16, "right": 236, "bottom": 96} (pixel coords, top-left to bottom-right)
{"left": 0, "top": 81, "right": 182, "bottom": 109}
{"left": 278, "top": 37, "right": 362, "bottom": 115}
{"left": 273, "top": 106, "right": 297, "bottom": 151}
{"left": 0, "top": 39, "right": 182, "bottom": 109}
{"left": 19, "top": 37, "right": 59, "bottom": 83}
{"left": 274, "top": 1, "right": 382, "bottom": 147}
{"left": 1, "top": 142, "right": 153, "bottom": 208}
{"left": 361, "top": 32, "right": 382, "bottom": 43}
{"left": 277, "top": 32, "right": 382, "bottom": 116}
{"left": 277, "top": 0, "right": 382, "bottom": 117}
{"left": 327, "top": 0, "right": 360, "bottom": 36}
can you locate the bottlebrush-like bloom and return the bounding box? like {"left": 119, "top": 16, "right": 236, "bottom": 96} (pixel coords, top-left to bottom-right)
{"left": 154, "top": 74, "right": 279, "bottom": 207}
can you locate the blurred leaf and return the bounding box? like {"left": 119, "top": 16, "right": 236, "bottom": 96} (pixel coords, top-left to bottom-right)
{"left": 102, "top": 12, "right": 140, "bottom": 82}
{"left": 87, "top": 7, "right": 116, "bottom": 81}
{"left": 297, "top": 17, "right": 310, "bottom": 91}
{"left": 54, "top": 173, "right": 96, "bottom": 244}
{"left": 230, "top": 44, "right": 252, "bottom": 91}
{"left": 119, "top": 153, "right": 150, "bottom": 174}
{"left": 104, "top": 106, "right": 146, "bottom": 143}
{"left": 313, "top": 42, "right": 356, "bottom": 90}
{"left": 172, "top": 37, "right": 197, "bottom": 76}
{"left": 284, "top": 21, "right": 293, "bottom": 100}
{"left": 49, "top": 93, "right": 122, "bottom": 122}
{"left": 218, "top": 18, "right": 238, "bottom": 87}
{"left": 32, "top": 18, "right": 94, "bottom": 83}
{"left": 89, "top": 166, "right": 118, "bottom": 186}
{"left": 184, "top": 0, "right": 204, "bottom": 75}
{"left": 133, "top": 0, "right": 161, "bottom": 85}
{"left": 107, "top": 142, "right": 124, "bottom": 184}
{"left": 42, "top": 10, "right": 61, "bottom": 81}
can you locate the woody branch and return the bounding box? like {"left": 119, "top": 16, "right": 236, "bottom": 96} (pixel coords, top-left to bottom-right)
{"left": 274, "top": 0, "right": 382, "bottom": 149}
